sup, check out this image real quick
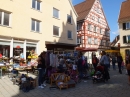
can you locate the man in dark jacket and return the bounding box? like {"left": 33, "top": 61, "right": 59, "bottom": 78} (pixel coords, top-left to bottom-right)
{"left": 117, "top": 54, "right": 123, "bottom": 74}
{"left": 77, "top": 55, "right": 84, "bottom": 80}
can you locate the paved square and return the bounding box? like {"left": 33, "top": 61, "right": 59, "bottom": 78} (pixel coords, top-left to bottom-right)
{"left": 0, "top": 68, "right": 130, "bottom": 97}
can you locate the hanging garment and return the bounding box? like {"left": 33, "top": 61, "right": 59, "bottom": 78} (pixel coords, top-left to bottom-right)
{"left": 50, "top": 53, "right": 54, "bottom": 66}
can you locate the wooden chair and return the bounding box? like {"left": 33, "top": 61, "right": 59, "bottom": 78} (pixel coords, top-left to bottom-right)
{"left": 50, "top": 73, "right": 67, "bottom": 86}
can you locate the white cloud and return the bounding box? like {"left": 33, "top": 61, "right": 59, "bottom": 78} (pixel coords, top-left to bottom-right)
{"left": 112, "top": 30, "right": 119, "bottom": 35}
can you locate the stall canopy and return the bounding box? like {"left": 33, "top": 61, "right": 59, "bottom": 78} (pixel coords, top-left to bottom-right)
{"left": 45, "top": 41, "right": 77, "bottom": 50}
{"left": 105, "top": 50, "right": 120, "bottom": 53}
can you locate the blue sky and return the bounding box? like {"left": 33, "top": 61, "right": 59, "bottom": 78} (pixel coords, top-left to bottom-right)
{"left": 72, "top": 0, "right": 125, "bottom": 42}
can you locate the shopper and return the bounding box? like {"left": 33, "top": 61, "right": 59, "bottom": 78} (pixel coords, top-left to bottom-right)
{"left": 37, "top": 51, "right": 46, "bottom": 89}
{"left": 111, "top": 55, "right": 116, "bottom": 70}
{"left": 117, "top": 53, "right": 123, "bottom": 74}
{"left": 77, "top": 55, "right": 84, "bottom": 81}
{"left": 92, "top": 55, "right": 98, "bottom": 71}
{"left": 99, "top": 51, "right": 110, "bottom": 81}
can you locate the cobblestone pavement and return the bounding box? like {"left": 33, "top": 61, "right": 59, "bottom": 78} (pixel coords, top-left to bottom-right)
{"left": 0, "top": 67, "right": 130, "bottom": 97}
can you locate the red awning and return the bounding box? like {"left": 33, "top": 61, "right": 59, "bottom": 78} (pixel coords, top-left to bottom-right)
{"left": 76, "top": 47, "right": 97, "bottom": 52}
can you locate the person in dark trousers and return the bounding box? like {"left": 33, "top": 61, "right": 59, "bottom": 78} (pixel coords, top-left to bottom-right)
{"left": 77, "top": 55, "right": 84, "bottom": 81}
{"left": 112, "top": 55, "right": 116, "bottom": 70}
{"left": 107, "top": 54, "right": 111, "bottom": 70}
{"left": 92, "top": 55, "right": 98, "bottom": 71}
{"left": 117, "top": 54, "right": 123, "bottom": 74}
{"left": 37, "top": 51, "right": 46, "bottom": 88}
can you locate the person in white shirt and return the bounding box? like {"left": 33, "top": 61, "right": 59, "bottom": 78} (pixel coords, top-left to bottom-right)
{"left": 99, "top": 51, "right": 110, "bottom": 81}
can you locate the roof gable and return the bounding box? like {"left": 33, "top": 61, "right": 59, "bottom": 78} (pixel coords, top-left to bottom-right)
{"left": 74, "top": 0, "right": 95, "bottom": 21}
{"left": 86, "top": 0, "right": 110, "bottom": 29}
{"left": 118, "top": 0, "right": 130, "bottom": 22}
{"left": 68, "top": 0, "right": 78, "bottom": 17}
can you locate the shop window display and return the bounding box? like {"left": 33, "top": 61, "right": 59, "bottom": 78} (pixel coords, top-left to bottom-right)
{"left": 0, "top": 45, "right": 10, "bottom": 58}
{"left": 26, "top": 48, "right": 38, "bottom": 66}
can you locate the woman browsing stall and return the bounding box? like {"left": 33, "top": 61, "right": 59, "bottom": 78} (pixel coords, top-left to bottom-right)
{"left": 37, "top": 51, "right": 47, "bottom": 89}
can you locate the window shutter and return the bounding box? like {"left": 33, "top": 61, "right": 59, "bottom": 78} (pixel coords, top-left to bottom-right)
{"left": 123, "top": 36, "right": 127, "bottom": 43}
{"left": 123, "top": 23, "right": 126, "bottom": 30}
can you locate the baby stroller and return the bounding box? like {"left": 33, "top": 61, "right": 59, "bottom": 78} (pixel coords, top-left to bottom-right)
{"left": 92, "top": 65, "right": 105, "bottom": 83}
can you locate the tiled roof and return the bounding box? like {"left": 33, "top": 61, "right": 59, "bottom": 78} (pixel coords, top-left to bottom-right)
{"left": 118, "top": 0, "right": 130, "bottom": 22}
{"left": 74, "top": 0, "right": 95, "bottom": 21}
{"left": 111, "top": 35, "right": 119, "bottom": 47}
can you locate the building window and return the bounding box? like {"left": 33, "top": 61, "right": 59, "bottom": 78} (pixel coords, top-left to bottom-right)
{"left": 123, "top": 22, "right": 130, "bottom": 30}
{"left": 0, "top": 41, "right": 10, "bottom": 58}
{"left": 126, "top": 22, "right": 130, "bottom": 29}
{"left": 92, "top": 16, "right": 95, "bottom": 20}
{"left": 0, "top": 11, "right": 10, "bottom": 26}
{"left": 13, "top": 42, "right": 23, "bottom": 57}
{"left": 53, "top": 8, "right": 59, "bottom": 19}
{"left": 77, "top": 36, "right": 81, "bottom": 44}
{"left": 88, "top": 24, "right": 91, "bottom": 31}
{"left": 31, "top": 19, "right": 40, "bottom": 32}
{"left": 100, "top": 29, "right": 104, "bottom": 34}
{"left": 123, "top": 36, "right": 127, "bottom": 43}
{"left": 123, "top": 35, "right": 130, "bottom": 43}
{"left": 68, "top": 31, "right": 72, "bottom": 39}
{"left": 107, "top": 32, "right": 109, "bottom": 36}
{"left": 94, "top": 39, "right": 98, "bottom": 44}
{"left": 98, "top": 17, "right": 100, "bottom": 23}
{"left": 100, "top": 40, "right": 104, "bottom": 45}
{"left": 100, "top": 28, "right": 102, "bottom": 34}
{"left": 94, "top": 26, "right": 96, "bottom": 32}
{"left": 53, "top": 26, "right": 59, "bottom": 36}
{"left": 106, "top": 41, "right": 109, "bottom": 46}
{"left": 32, "top": 0, "right": 41, "bottom": 10}
{"left": 26, "top": 45, "right": 36, "bottom": 59}
{"left": 88, "top": 37, "right": 91, "bottom": 44}
{"left": 77, "top": 23, "right": 82, "bottom": 31}
{"left": 67, "top": 15, "right": 72, "bottom": 24}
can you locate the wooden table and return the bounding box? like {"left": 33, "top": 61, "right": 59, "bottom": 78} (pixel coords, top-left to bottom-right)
{"left": 25, "top": 67, "right": 32, "bottom": 74}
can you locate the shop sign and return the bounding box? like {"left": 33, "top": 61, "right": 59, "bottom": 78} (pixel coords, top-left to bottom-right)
{"left": 16, "top": 45, "right": 21, "bottom": 48}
